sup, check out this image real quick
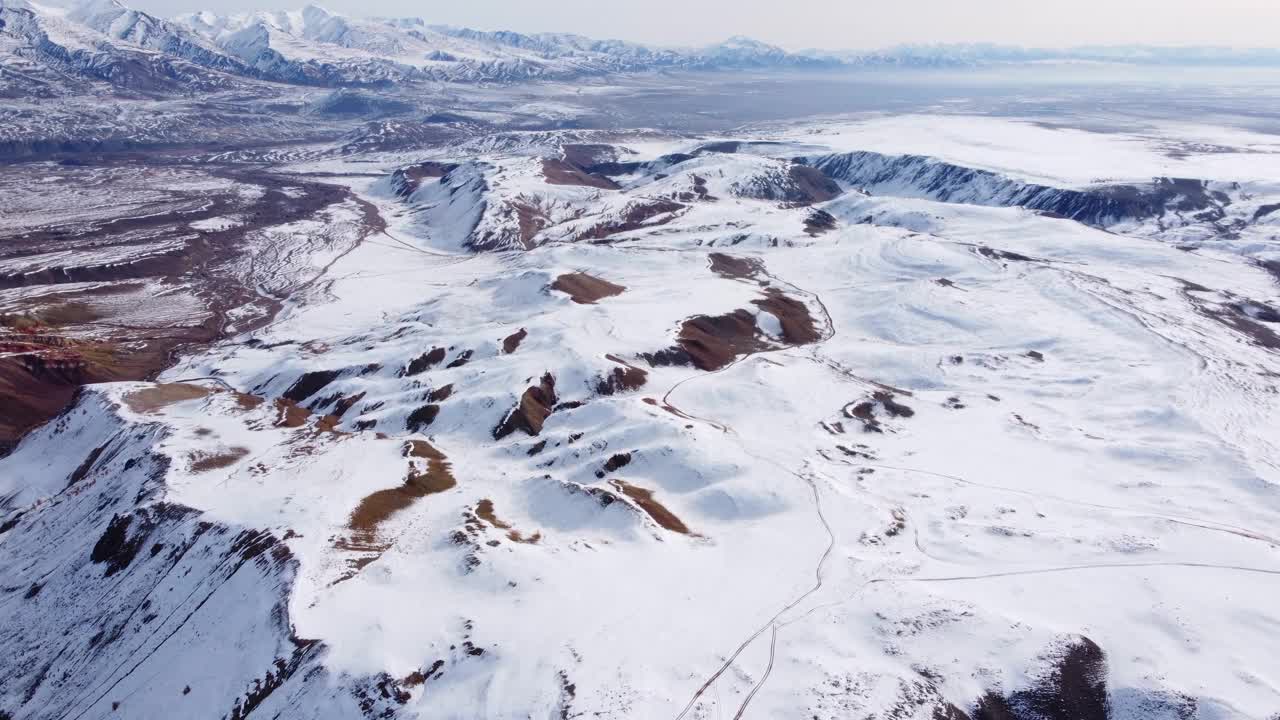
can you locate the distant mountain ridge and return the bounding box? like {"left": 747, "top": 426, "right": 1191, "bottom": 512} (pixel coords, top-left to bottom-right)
{"left": 3, "top": 0, "right": 1279, "bottom": 96}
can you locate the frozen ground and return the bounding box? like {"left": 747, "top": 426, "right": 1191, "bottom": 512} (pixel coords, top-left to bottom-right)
{"left": 2, "top": 99, "right": 1280, "bottom": 720}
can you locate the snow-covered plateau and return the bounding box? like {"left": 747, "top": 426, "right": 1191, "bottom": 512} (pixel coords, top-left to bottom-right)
{"left": 2, "top": 4, "right": 1280, "bottom": 719}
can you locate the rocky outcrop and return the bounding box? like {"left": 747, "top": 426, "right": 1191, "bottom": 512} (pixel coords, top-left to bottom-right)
{"left": 493, "top": 372, "right": 557, "bottom": 439}
{"left": 805, "top": 151, "right": 1225, "bottom": 227}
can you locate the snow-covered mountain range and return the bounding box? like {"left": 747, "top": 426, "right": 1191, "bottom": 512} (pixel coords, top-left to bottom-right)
{"left": 4, "top": 0, "right": 1280, "bottom": 96}
{"left": 3, "top": 1, "right": 1280, "bottom": 718}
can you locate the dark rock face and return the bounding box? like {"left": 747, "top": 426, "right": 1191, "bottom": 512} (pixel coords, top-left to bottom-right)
{"left": 971, "top": 636, "right": 1110, "bottom": 720}
{"left": 283, "top": 370, "right": 342, "bottom": 403}
{"left": 807, "top": 151, "right": 1223, "bottom": 228}
{"left": 402, "top": 348, "right": 446, "bottom": 376}
{"left": 493, "top": 373, "right": 557, "bottom": 439}
{"left": 406, "top": 404, "right": 440, "bottom": 432}
{"left": 388, "top": 163, "right": 460, "bottom": 199}
{"left": 502, "top": 328, "right": 528, "bottom": 354}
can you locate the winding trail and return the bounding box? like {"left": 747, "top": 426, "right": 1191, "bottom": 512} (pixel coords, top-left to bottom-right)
{"left": 673, "top": 464, "right": 836, "bottom": 720}
{"left": 862, "top": 461, "right": 1280, "bottom": 547}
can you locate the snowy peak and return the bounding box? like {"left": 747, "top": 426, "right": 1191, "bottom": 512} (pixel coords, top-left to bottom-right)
{"left": 7, "top": 0, "right": 1280, "bottom": 95}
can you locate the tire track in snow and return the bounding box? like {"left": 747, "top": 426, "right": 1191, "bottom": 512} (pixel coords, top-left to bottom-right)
{"left": 862, "top": 462, "right": 1280, "bottom": 547}
{"left": 673, "top": 465, "right": 835, "bottom": 720}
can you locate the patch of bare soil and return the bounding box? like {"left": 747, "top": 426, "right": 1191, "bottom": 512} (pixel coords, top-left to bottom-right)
{"left": 494, "top": 373, "right": 557, "bottom": 439}
{"left": 541, "top": 159, "right": 620, "bottom": 190}
{"left": 0, "top": 305, "right": 198, "bottom": 449}
{"left": 972, "top": 637, "right": 1108, "bottom": 720}
{"left": 327, "top": 392, "right": 366, "bottom": 419}
{"left": 551, "top": 273, "right": 626, "bottom": 304}
{"left": 753, "top": 288, "right": 821, "bottom": 344}
{"left": 976, "top": 246, "right": 1035, "bottom": 263}
{"left": 403, "top": 439, "right": 446, "bottom": 460}
{"left": 610, "top": 480, "right": 693, "bottom": 535}
{"left": 346, "top": 451, "right": 457, "bottom": 545}
{"left": 406, "top": 404, "right": 441, "bottom": 432}
{"left": 0, "top": 165, "right": 378, "bottom": 454}
{"left": 643, "top": 286, "right": 819, "bottom": 371}
{"left": 573, "top": 199, "right": 686, "bottom": 241}
{"left": 595, "top": 452, "right": 632, "bottom": 478}
{"left": 672, "top": 175, "right": 715, "bottom": 203}
{"left": 124, "top": 383, "right": 212, "bottom": 414}
{"left": 189, "top": 447, "right": 250, "bottom": 472}
{"left": 708, "top": 252, "right": 764, "bottom": 281}
{"left": 595, "top": 354, "right": 648, "bottom": 395}
{"left": 502, "top": 328, "right": 528, "bottom": 354}
{"left": 475, "top": 499, "right": 541, "bottom": 544}
{"left": 273, "top": 398, "right": 312, "bottom": 428}
{"left": 644, "top": 310, "right": 765, "bottom": 371}
{"left": 561, "top": 144, "right": 625, "bottom": 168}
{"left": 283, "top": 370, "right": 341, "bottom": 403}
{"left": 516, "top": 203, "right": 550, "bottom": 248}
{"left": 233, "top": 392, "right": 265, "bottom": 411}
{"left": 787, "top": 164, "right": 842, "bottom": 204}
{"left": 389, "top": 161, "right": 460, "bottom": 198}
{"left": 844, "top": 391, "right": 915, "bottom": 433}
{"left": 1180, "top": 282, "right": 1280, "bottom": 351}
{"left": 402, "top": 347, "right": 446, "bottom": 376}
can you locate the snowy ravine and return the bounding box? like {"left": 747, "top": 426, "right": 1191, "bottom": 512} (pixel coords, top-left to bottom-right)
{"left": 3, "top": 114, "right": 1280, "bottom": 720}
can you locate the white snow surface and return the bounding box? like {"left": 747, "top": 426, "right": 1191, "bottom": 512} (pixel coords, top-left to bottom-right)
{"left": 3, "top": 114, "right": 1280, "bottom": 720}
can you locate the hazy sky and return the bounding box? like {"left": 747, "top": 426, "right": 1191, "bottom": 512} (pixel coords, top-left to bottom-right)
{"left": 133, "top": 0, "right": 1280, "bottom": 51}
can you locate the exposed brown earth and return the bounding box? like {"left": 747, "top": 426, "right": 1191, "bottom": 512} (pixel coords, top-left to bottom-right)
{"left": 389, "top": 161, "right": 460, "bottom": 198}
{"left": 402, "top": 347, "right": 446, "bottom": 376}
{"left": 403, "top": 439, "right": 446, "bottom": 461}
{"left": 971, "top": 637, "right": 1108, "bottom": 720}
{"left": 233, "top": 392, "right": 265, "bottom": 411}
{"left": 561, "top": 144, "right": 625, "bottom": 168}
{"left": 672, "top": 174, "right": 715, "bottom": 203}
{"left": 494, "top": 373, "right": 557, "bottom": 439}
{"left": 283, "top": 370, "right": 341, "bottom": 403}
{"left": 189, "top": 447, "right": 251, "bottom": 472}
{"left": 707, "top": 252, "right": 764, "bottom": 281}
{"left": 514, "top": 203, "right": 550, "bottom": 248}
{"left": 541, "top": 159, "right": 620, "bottom": 190}
{"left": 596, "top": 452, "right": 632, "bottom": 478}
{"left": 502, "top": 328, "right": 528, "bottom": 354}
{"left": 595, "top": 355, "right": 648, "bottom": 395}
{"left": 573, "top": 199, "right": 685, "bottom": 241}
{"left": 845, "top": 391, "right": 915, "bottom": 433}
{"left": 406, "top": 404, "right": 441, "bottom": 432}
{"left": 977, "top": 246, "right": 1035, "bottom": 263}
{"left": 346, "top": 447, "right": 457, "bottom": 545}
{"left": 0, "top": 163, "right": 381, "bottom": 454}
{"left": 752, "top": 288, "right": 822, "bottom": 344}
{"left": 1180, "top": 281, "right": 1280, "bottom": 351}
{"left": 610, "top": 479, "right": 693, "bottom": 535}
{"left": 551, "top": 273, "right": 626, "bottom": 304}
{"left": 644, "top": 310, "right": 766, "bottom": 371}
{"left": 123, "top": 383, "right": 212, "bottom": 414}
{"left": 273, "top": 398, "right": 312, "bottom": 429}
{"left": 446, "top": 350, "right": 474, "bottom": 369}
{"left": 787, "top": 164, "right": 843, "bottom": 204}
{"left": 642, "top": 285, "right": 819, "bottom": 371}
{"left": 475, "top": 499, "right": 541, "bottom": 544}
{"left": 329, "top": 392, "right": 366, "bottom": 418}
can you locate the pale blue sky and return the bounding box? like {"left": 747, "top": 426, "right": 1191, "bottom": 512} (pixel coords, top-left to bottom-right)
{"left": 134, "top": 0, "right": 1280, "bottom": 51}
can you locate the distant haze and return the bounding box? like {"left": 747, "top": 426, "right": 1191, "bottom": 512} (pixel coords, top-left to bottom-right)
{"left": 132, "top": 0, "right": 1280, "bottom": 51}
